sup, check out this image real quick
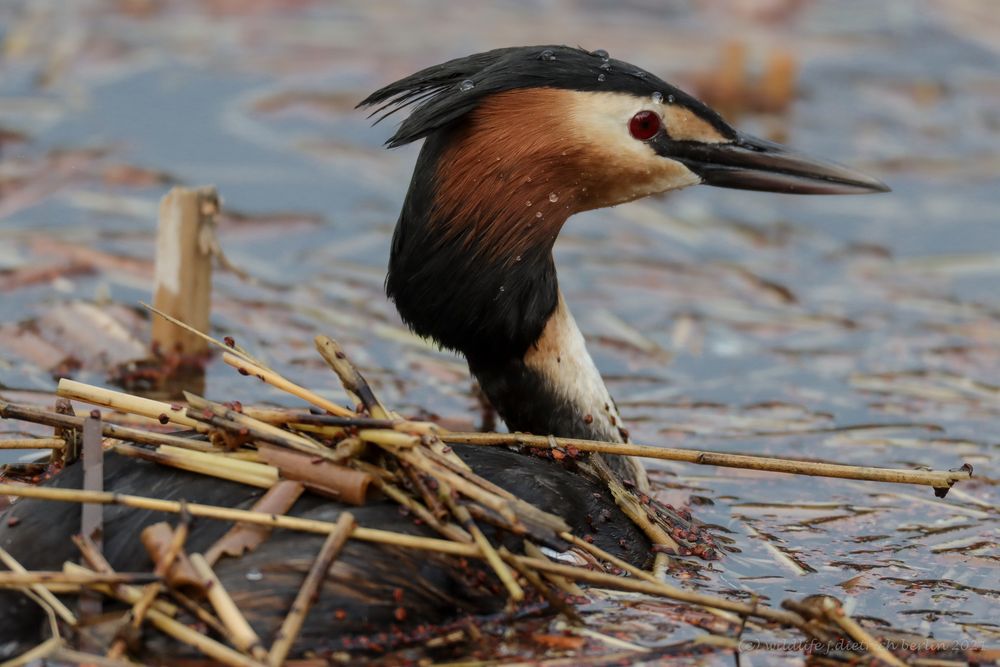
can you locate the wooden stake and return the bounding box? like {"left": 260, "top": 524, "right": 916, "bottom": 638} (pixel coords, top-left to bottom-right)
{"left": 151, "top": 186, "right": 216, "bottom": 357}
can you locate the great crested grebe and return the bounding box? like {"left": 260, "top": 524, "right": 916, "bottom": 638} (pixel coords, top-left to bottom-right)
{"left": 0, "top": 46, "right": 886, "bottom": 659}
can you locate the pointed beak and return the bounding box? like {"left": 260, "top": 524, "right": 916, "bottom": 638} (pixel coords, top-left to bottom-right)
{"left": 660, "top": 132, "right": 890, "bottom": 195}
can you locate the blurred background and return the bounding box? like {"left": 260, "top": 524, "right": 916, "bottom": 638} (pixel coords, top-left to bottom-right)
{"left": 1, "top": 0, "right": 998, "bottom": 653}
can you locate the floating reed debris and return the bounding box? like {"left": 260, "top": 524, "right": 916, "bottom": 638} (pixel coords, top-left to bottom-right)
{"left": 0, "top": 482, "right": 480, "bottom": 557}
{"left": 0, "top": 320, "right": 979, "bottom": 665}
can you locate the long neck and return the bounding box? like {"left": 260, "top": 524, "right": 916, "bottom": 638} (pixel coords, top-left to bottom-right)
{"left": 471, "top": 293, "right": 628, "bottom": 444}
{"left": 387, "top": 125, "right": 569, "bottom": 364}
{"left": 387, "top": 122, "right": 642, "bottom": 484}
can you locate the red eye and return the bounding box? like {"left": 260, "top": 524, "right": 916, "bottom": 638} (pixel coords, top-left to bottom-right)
{"left": 629, "top": 110, "right": 661, "bottom": 141}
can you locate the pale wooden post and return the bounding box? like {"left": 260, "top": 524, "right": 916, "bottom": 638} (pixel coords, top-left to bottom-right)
{"left": 151, "top": 186, "right": 216, "bottom": 357}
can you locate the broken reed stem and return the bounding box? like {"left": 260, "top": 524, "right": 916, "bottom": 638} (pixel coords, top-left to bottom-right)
{"left": 510, "top": 555, "right": 805, "bottom": 629}
{"left": 2, "top": 484, "right": 812, "bottom": 635}
{"left": 191, "top": 553, "right": 267, "bottom": 661}
{"left": 375, "top": 478, "right": 472, "bottom": 543}
{"left": 443, "top": 432, "right": 971, "bottom": 491}
{"left": 183, "top": 393, "right": 338, "bottom": 461}
{"left": 64, "top": 562, "right": 265, "bottom": 667}
{"left": 499, "top": 546, "right": 581, "bottom": 623}
{"left": 314, "top": 335, "right": 391, "bottom": 419}
{"left": 170, "top": 589, "right": 231, "bottom": 638}
{"left": 142, "top": 301, "right": 260, "bottom": 367}
{"left": 442, "top": 486, "right": 524, "bottom": 602}
{"left": 0, "top": 572, "right": 156, "bottom": 587}
{"left": 0, "top": 399, "right": 215, "bottom": 452}
{"left": 119, "top": 517, "right": 192, "bottom": 659}
{"left": 397, "top": 448, "right": 518, "bottom": 524}
{"left": 817, "top": 598, "right": 906, "bottom": 667}
{"left": 0, "top": 483, "right": 477, "bottom": 556}
{"left": 0, "top": 438, "right": 65, "bottom": 450}
{"left": 4, "top": 638, "right": 63, "bottom": 667}
{"left": 560, "top": 531, "right": 744, "bottom": 626}
{"left": 111, "top": 443, "right": 277, "bottom": 488}
{"left": 267, "top": 512, "right": 356, "bottom": 667}
{"left": 0, "top": 547, "right": 77, "bottom": 626}
{"left": 222, "top": 352, "right": 355, "bottom": 418}
{"left": 589, "top": 455, "right": 680, "bottom": 554}
{"left": 57, "top": 378, "right": 207, "bottom": 432}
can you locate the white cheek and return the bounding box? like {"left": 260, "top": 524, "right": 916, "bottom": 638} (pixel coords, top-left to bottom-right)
{"left": 567, "top": 91, "right": 703, "bottom": 204}
{"left": 603, "top": 159, "right": 701, "bottom": 205}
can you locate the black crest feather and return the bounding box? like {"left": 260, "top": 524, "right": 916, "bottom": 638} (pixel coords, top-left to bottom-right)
{"left": 358, "top": 45, "right": 729, "bottom": 148}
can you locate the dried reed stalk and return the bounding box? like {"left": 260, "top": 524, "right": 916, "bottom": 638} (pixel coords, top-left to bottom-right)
{"left": 191, "top": 553, "right": 267, "bottom": 661}
{"left": 185, "top": 393, "right": 329, "bottom": 455}
{"left": 442, "top": 486, "right": 524, "bottom": 602}
{"left": 63, "top": 563, "right": 264, "bottom": 667}
{"left": 499, "top": 546, "right": 580, "bottom": 623}
{"left": 222, "top": 352, "right": 354, "bottom": 418}
{"left": 140, "top": 521, "right": 199, "bottom": 588}
{"left": 314, "top": 335, "right": 391, "bottom": 419}
{"left": 444, "top": 432, "right": 971, "bottom": 492}
{"left": 255, "top": 444, "right": 372, "bottom": 505}
{"left": 813, "top": 597, "right": 906, "bottom": 667}
{"left": 0, "top": 483, "right": 479, "bottom": 557}
{"left": 0, "top": 572, "right": 155, "bottom": 587}
{"left": 0, "top": 399, "right": 215, "bottom": 452}
{"left": 510, "top": 555, "right": 804, "bottom": 628}
{"left": 57, "top": 378, "right": 207, "bottom": 432}
{"left": 111, "top": 443, "right": 277, "bottom": 488}
{"left": 267, "top": 513, "right": 355, "bottom": 666}
{"left": 0, "top": 547, "right": 77, "bottom": 626}
{"left": 0, "top": 438, "right": 65, "bottom": 450}
{"left": 114, "top": 517, "right": 193, "bottom": 659}
{"left": 204, "top": 481, "right": 304, "bottom": 565}
{"left": 142, "top": 300, "right": 260, "bottom": 366}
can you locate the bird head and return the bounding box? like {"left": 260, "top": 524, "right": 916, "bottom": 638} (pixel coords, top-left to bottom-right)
{"left": 361, "top": 46, "right": 887, "bottom": 215}
{"left": 360, "top": 46, "right": 888, "bottom": 362}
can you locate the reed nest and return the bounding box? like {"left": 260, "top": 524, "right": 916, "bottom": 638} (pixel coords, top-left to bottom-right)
{"left": 0, "top": 314, "right": 986, "bottom": 666}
